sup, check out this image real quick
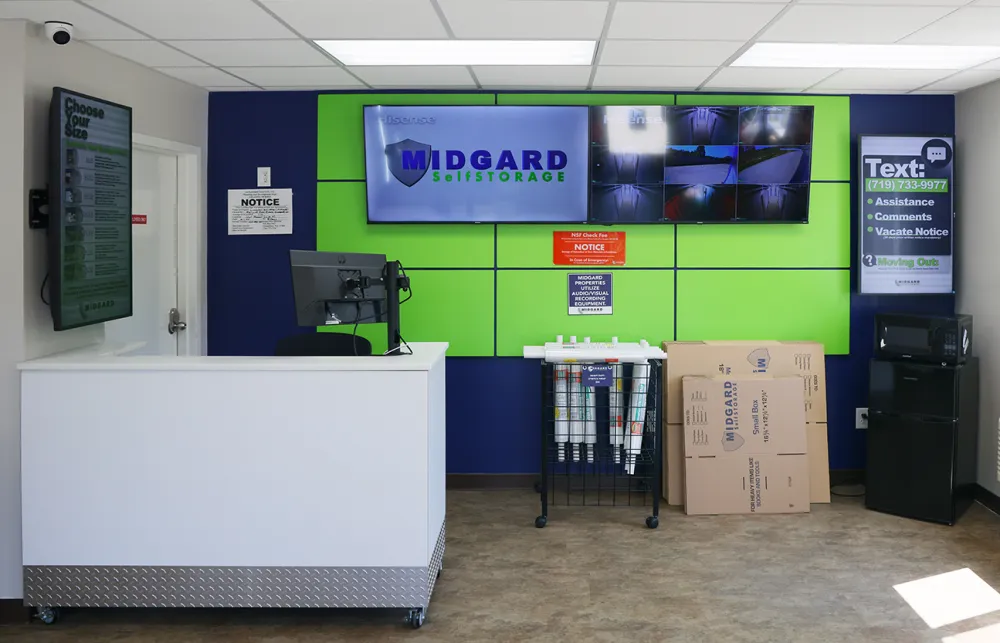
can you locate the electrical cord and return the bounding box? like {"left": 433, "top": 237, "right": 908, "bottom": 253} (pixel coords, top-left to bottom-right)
{"left": 352, "top": 273, "right": 368, "bottom": 357}
{"left": 384, "top": 333, "right": 413, "bottom": 356}
{"left": 342, "top": 261, "right": 414, "bottom": 356}
{"left": 40, "top": 273, "right": 50, "bottom": 306}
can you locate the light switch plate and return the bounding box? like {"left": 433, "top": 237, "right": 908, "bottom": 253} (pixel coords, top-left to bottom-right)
{"left": 856, "top": 407, "right": 868, "bottom": 430}
{"left": 257, "top": 167, "right": 271, "bottom": 187}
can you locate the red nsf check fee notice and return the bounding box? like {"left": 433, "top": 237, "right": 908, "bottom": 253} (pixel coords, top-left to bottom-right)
{"left": 553, "top": 231, "right": 625, "bottom": 266}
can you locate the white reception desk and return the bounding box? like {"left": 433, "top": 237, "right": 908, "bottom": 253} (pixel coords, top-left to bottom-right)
{"left": 19, "top": 342, "right": 447, "bottom": 621}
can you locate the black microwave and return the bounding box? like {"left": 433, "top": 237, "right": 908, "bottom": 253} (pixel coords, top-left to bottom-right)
{"left": 875, "top": 313, "right": 972, "bottom": 364}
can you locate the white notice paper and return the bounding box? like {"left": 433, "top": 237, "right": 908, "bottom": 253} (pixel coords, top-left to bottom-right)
{"left": 228, "top": 188, "right": 293, "bottom": 235}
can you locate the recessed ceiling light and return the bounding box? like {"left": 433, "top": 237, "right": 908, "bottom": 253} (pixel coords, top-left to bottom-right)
{"left": 315, "top": 40, "right": 596, "bottom": 66}
{"left": 734, "top": 43, "right": 1000, "bottom": 70}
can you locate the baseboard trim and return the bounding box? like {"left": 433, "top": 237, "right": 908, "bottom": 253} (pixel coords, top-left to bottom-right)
{"left": 830, "top": 469, "right": 864, "bottom": 487}
{"left": 446, "top": 474, "right": 535, "bottom": 489}
{"left": 448, "top": 471, "right": 865, "bottom": 490}
{"left": 975, "top": 485, "right": 1000, "bottom": 516}
{"left": 0, "top": 599, "right": 29, "bottom": 624}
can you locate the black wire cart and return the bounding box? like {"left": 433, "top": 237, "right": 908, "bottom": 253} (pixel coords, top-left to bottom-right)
{"left": 535, "top": 359, "right": 663, "bottom": 529}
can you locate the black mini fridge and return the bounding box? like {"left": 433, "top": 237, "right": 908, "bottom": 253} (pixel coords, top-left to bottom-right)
{"left": 866, "top": 358, "right": 979, "bottom": 525}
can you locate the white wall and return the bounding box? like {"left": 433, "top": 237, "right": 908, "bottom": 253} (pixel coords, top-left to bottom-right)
{"left": 957, "top": 81, "right": 1000, "bottom": 497}
{"left": 22, "top": 27, "right": 208, "bottom": 359}
{"left": 0, "top": 20, "right": 28, "bottom": 601}
{"left": 0, "top": 20, "right": 208, "bottom": 598}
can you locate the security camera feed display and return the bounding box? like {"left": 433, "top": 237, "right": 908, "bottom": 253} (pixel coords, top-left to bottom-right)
{"left": 664, "top": 146, "right": 738, "bottom": 185}
{"left": 588, "top": 106, "right": 666, "bottom": 223}
{"left": 667, "top": 106, "right": 739, "bottom": 145}
{"left": 589, "top": 105, "right": 814, "bottom": 224}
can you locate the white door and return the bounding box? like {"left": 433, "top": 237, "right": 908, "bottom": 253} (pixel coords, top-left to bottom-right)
{"left": 104, "top": 146, "right": 180, "bottom": 355}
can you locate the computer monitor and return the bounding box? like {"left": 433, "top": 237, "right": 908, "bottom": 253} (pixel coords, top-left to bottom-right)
{"left": 289, "top": 250, "right": 407, "bottom": 355}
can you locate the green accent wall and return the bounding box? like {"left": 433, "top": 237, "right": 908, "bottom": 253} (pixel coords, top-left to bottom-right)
{"left": 316, "top": 93, "right": 851, "bottom": 357}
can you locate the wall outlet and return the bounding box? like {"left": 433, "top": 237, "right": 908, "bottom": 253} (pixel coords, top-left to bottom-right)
{"left": 257, "top": 166, "right": 271, "bottom": 187}
{"left": 856, "top": 407, "right": 868, "bottom": 430}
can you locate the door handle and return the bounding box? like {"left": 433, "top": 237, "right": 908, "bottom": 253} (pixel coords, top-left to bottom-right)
{"left": 168, "top": 308, "right": 187, "bottom": 334}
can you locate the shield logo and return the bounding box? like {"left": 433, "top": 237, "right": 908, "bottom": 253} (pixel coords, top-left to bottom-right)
{"left": 385, "top": 138, "right": 432, "bottom": 187}
{"left": 722, "top": 432, "right": 746, "bottom": 452}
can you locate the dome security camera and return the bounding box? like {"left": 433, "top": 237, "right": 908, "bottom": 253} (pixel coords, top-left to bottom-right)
{"left": 44, "top": 21, "right": 74, "bottom": 46}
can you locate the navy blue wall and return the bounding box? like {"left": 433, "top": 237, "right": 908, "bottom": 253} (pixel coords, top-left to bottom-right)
{"left": 207, "top": 91, "right": 955, "bottom": 473}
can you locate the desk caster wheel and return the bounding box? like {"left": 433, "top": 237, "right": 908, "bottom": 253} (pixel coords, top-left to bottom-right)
{"left": 405, "top": 608, "right": 425, "bottom": 629}
{"left": 35, "top": 606, "right": 59, "bottom": 625}
{"left": 535, "top": 515, "right": 547, "bottom": 528}
{"left": 646, "top": 516, "right": 659, "bottom": 529}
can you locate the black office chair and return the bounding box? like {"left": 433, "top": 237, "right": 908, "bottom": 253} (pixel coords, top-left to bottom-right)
{"left": 274, "top": 332, "right": 372, "bottom": 357}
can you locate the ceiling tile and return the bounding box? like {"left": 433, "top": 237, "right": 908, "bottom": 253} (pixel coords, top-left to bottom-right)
{"left": 0, "top": 0, "right": 143, "bottom": 39}
{"left": 222, "top": 66, "right": 365, "bottom": 88}
{"left": 87, "top": 40, "right": 204, "bottom": 67}
{"left": 632, "top": 0, "right": 788, "bottom": 2}
{"left": 600, "top": 40, "right": 743, "bottom": 67}
{"left": 923, "top": 69, "right": 1000, "bottom": 91}
{"left": 438, "top": 0, "right": 608, "bottom": 39}
{"left": 703, "top": 67, "right": 835, "bottom": 91}
{"left": 206, "top": 87, "right": 263, "bottom": 92}
{"left": 473, "top": 65, "right": 592, "bottom": 88}
{"left": 811, "top": 69, "right": 952, "bottom": 92}
{"left": 352, "top": 66, "right": 475, "bottom": 88}
{"left": 261, "top": 0, "right": 447, "bottom": 39}
{"left": 800, "top": 0, "right": 967, "bottom": 4}
{"left": 904, "top": 8, "right": 1000, "bottom": 46}
{"left": 592, "top": 65, "right": 714, "bottom": 89}
{"left": 155, "top": 66, "right": 251, "bottom": 88}
{"left": 974, "top": 56, "right": 1000, "bottom": 69}
{"left": 168, "top": 40, "right": 332, "bottom": 67}
{"left": 761, "top": 5, "right": 954, "bottom": 44}
{"left": 83, "top": 0, "right": 294, "bottom": 39}
{"left": 609, "top": 2, "right": 785, "bottom": 41}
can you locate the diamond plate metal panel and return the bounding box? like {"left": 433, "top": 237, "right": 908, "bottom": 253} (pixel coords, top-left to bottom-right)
{"left": 426, "top": 520, "right": 446, "bottom": 601}
{"left": 24, "top": 521, "right": 446, "bottom": 609}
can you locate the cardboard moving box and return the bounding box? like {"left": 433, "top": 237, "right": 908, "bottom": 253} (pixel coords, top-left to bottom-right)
{"left": 685, "top": 454, "right": 810, "bottom": 515}
{"left": 666, "top": 341, "right": 826, "bottom": 425}
{"left": 681, "top": 376, "right": 808, "bottom": 458}
{"left": 663, "top": 341, "right": 830, "bottom": 506}
{"left": 682, "top": 375, "right": 810, "bottom": 515}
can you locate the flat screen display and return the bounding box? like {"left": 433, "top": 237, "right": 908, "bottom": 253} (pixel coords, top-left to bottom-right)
{"left": 364, "top": 105, "right": 589, "bottom": 223}
{"left": 48, "top": 87, "right": 133, "bottom": 331}
{"left": 589, "top": 105, "right": 814, "bottom": 224}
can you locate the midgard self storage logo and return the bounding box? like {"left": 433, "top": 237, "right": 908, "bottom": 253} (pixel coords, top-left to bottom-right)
{"left": 722, "top": 381, "right": 745, "bottom": 452}
{"left": 385, "top": 138, "right": 569, "bottom": 188}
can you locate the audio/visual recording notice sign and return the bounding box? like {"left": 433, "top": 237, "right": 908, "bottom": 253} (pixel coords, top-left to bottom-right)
{"left": 568, "top": 273, "right": 612, "bottom": 315}
{"left": 859, "top": 136, "right": 954, "bottom": 294}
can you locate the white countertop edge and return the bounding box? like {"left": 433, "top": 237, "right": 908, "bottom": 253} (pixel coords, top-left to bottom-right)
{"left": 19, "top": 342, "right": 450, "bottom": 372}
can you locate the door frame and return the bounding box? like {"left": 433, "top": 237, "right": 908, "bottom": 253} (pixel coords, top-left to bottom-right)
{"left": 132, "top": 133, "right": 204, "bottom": 356}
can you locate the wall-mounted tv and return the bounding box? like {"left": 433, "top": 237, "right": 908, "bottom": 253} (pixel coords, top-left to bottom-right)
{"left": 362, "top": 103, "right": 813, "bottom": 225}
{"left": 48, "top": 87, "right": 133, "bottom": 330}
{"left": 364, "top": 105, "right": 589, "bottom": 223}
{"left": 589, "top": 105, "right": 814, "bottom": 224}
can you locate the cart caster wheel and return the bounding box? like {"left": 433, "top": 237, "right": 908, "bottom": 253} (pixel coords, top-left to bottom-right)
{"left": 35, "top": 606, "right": 58, "bottom": 625}
{"left": 405, "top": 608, "right": 425, "bottom": 629}
{"left": 535, "top": 515, "right": 547, "bottom": 528}
{"left": 646, "top": 516, "right": 659, "bottom": 529}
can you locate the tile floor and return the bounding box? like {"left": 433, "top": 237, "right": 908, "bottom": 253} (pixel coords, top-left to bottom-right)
{"left": 3, "top": 489, "right": 1000, "bottom": 642}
